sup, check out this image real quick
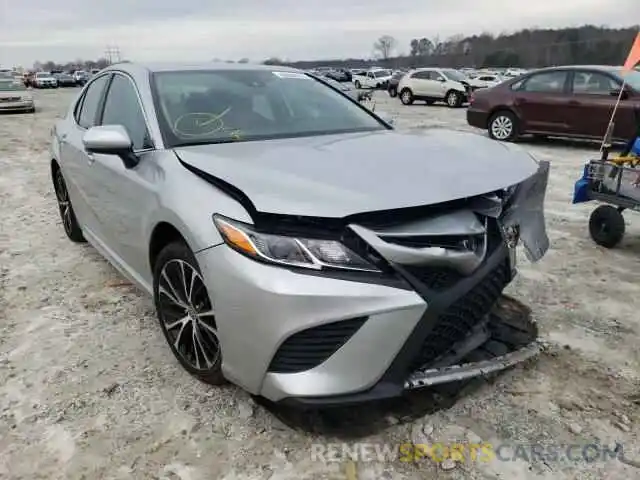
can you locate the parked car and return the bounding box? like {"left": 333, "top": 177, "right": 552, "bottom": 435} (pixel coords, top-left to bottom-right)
{"left": 397, "top": 67, "right": 471, "bottom": 107}
{"left": 353, "top": 68, "right": 393, "bottom": 89}
{"left": 33, "top": 71, "right": 58, "bottom": 88}
{"left": 316, "top": 75, "right": 367, "bottom": 102}
{"left": 468, "top": 74, "right": 504, "bottom": 89}
{"left": 324, "top": 68, "right": 352, "bottom": 83}
{"left": 50, "top": 62, "right": 549, "bottom": 406}
{"left": 387, "top": 71, "right": 407, "bottom": 97}
{"left": 0, "top": 78, "right": 35, "bottom": 113}
{"left": 73, "top": 70, "right": 90, "bottom": 85}
{"left": 54, "top": 72, "right": 77, "bottom": 87}
{"left": 467, "top": 65, "right": 640, "bottom": 142}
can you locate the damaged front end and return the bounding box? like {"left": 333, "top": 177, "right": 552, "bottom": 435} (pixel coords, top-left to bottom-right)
{"left": 345, "top": 160, "right": 550, "bottom": 392}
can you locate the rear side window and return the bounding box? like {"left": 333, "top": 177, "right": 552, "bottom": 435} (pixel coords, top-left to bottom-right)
{"left": 77, "top": 75, "right": 110, "bottom": 128}
{"left": 411, "top": 71, "right": 430, "bottom": 80}
{"left": 521, "top": 71, "right": 568, "bottom": 93}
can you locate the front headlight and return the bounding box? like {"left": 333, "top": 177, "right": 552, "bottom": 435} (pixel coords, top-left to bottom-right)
{"left": 213, "top": 215, "right": 381, "bottom": 273}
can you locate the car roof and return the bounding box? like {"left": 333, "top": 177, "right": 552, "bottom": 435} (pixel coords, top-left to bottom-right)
{"left": 98, "top": 62, "right": 304, "bottom": 85}
{"left": 102, "top": 62, "right": 300, "bottom": 75}
{"left": 529, "top": 65, "right": 623, "bottom": 72}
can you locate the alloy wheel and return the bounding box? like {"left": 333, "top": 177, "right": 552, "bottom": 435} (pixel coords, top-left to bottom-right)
{"left": 447, "top": 92, "right": 459, "bottom": 107}
{"left": 491, "top": 115, "right": 513, "bottom": 140}
{"left": 157, "top": 259, "right": 220, "bottom": 371}
{"left": 55, "top": 171, "right": 73, "bottom": 236}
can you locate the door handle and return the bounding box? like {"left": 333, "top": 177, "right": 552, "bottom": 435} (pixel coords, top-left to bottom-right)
{"left": 568, "top": 100, "right": 580, "bottom": 106}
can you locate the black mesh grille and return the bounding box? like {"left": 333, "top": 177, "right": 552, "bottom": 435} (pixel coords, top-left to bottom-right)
{"left": 267, "top": 317, "right": 367, "bottom": 373}
{"left": 403, "top": 265, "right": 463, "bottom": 291}
{"left": 409, "top": 259, "right": 511, "bottom": 371}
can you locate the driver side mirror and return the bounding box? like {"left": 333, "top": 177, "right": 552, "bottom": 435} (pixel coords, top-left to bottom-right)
{"left": 610, "top": 85, "right": 630, "bottom": 99}
{"left": 437, "top": 77, "right": 446, "bottom": 82}
{"left": 82, "top": 125, "right": 139, "bottom": 168}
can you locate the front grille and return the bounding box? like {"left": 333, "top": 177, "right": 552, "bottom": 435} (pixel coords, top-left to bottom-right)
{"left": 267, "top": 317, "right": 367, "bottom": 373}
{"left": 409, "top": 258, "right": 511, "bottom": 371}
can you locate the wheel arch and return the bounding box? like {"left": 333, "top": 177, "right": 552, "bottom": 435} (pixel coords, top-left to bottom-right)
{"left": 148, "top": 221, "right": 190, "bottom": 273}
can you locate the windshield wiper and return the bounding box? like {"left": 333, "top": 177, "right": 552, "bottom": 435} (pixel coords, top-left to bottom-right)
{"left": 172, "top": 138, "right": 246, "bottom": 148}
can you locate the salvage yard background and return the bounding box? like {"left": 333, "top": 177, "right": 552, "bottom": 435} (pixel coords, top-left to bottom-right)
{"left": 0, "top": 88, "right": 638, "bottom": 479}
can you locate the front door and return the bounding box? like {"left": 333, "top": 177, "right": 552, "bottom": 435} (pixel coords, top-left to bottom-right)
{"left": 83, "top": 73, "right": 157, "bottom": 279}
{"left": 59, "top": 74, "right": 112, "bottom": 238}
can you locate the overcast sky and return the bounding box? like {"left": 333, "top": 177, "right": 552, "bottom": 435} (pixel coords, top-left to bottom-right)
{"left": 0, "top": 0, "right": 637, "bottom": 67}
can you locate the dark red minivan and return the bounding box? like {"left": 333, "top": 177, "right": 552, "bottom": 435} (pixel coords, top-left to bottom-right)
{"left": 467, "top": 65, "right": 640, "bottom": 143}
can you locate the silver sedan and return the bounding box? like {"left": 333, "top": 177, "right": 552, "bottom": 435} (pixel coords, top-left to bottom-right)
{"left": 50, "top": 62, "right": 550, "bottom": 406}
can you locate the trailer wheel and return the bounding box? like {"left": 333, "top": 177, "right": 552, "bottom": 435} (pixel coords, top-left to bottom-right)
{"left": 589, "top": 205, "right": 625, "bottom": 248}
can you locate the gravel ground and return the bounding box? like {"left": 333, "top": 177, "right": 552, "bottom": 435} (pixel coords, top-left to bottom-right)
{"left": 0, "top": 88, "right": 639, "bottom": 480}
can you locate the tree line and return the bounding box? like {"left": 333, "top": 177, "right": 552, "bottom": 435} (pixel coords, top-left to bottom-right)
{"left": 30, "top": 25, "right": 639, "bottom": 72}
{"left": 266, "top": 25, "right": 640, "bottom": 70}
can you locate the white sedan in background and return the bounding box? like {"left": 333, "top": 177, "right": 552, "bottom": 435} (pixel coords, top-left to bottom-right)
{"left": 0, "top": 78, "right": 35, "bottom": 113}
{"left": 469, "top": 74, "right": 504, "bottom": 89}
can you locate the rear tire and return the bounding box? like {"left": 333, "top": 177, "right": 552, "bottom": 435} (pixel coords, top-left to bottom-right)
{"left": 53, "top": 168, "right": 85, "bottom": 243}
{"left": 589, "top": 205, "right": 625, "bottom": 248}
{"left": 400, "top": 88, "right": 414, "bottom": 105}
{"left": 388, "top": 88, "right": 397, "bottom": 98}
{"left": 153, "top": 241, "right": 226, "bottom": 385}
{"left": 488, "top": 110, "right": 519, "bottom": 142}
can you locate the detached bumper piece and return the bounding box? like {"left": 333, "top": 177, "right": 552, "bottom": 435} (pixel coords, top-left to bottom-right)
{"left": 405, "top": 295, "right": 541, "bottom": 389}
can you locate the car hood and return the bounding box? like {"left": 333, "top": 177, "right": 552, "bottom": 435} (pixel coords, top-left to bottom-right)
{"left": 0, "top": 90, "right": 29, "bottom": 98}
{"left": 174, "top": 129, "right": 539, "bottom": 218}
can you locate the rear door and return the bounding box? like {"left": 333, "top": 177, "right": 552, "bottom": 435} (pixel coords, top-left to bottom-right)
{"left": 408, "top": 71, "right": 431, "bottom": 96}
{"left": 512, "top": 70, "right": 571, "bottom": 134}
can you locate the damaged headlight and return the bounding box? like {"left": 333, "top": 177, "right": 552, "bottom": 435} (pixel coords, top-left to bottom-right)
{"left": 213, "top": 215, "right": 381, "bottom": 273}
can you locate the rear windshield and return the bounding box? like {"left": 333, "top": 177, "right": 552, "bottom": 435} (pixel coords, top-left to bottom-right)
{"left": 152, "top": 69, "right": 385, "bottom": 147}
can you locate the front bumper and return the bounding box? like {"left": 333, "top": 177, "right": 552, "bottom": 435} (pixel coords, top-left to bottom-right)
{"left": 196, "top": 241, "right": 537, "bottom": 406}
{"left": 196, "top": 163, "right": 550, "bottom": 406}
{"left": 0, "top": 100, "right": 34, "bottom": 112}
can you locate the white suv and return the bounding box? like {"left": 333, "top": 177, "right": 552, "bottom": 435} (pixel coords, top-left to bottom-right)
{"left": 397, "top": 68, "right": 470, "bottom": 107}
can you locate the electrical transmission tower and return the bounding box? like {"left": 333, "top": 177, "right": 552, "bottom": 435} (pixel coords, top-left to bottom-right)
{"left": 105, "top": 45, "right": 122, "bottom": 65}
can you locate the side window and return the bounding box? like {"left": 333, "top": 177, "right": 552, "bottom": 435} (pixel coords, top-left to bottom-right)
{"left": 510, "top": 78, "right": 525, "bottom": 90}
{"left": 412, "top": 71, "right": 429, "bottom": 80}
{"left": 521, "top": 71, "right": 568, "bottom": 93}
{"left": 78, "top": 75, "right": 110, "bottom": 128}
{"left": 100, "top": 74, "right": 152, "bottom": 150}
{"left": 572, "top": 71, "right": 618, "bottom": 95}
{"left": 434, "top": 72, "right": 446, "bottom": 82}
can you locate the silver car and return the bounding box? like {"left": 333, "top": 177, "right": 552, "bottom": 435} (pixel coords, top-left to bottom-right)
{"left": 50, "top": 63, "right": 550, "bottom": 406}
{"left": 0, "top": 78, "right": 35, "bottom": 112}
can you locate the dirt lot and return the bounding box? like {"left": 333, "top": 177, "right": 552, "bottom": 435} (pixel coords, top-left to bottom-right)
{"left": 0, "top": 88, "right": 639, "bottom": 480}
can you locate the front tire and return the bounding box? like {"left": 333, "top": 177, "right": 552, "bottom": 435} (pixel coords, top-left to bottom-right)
{"left": 53, "top": 168, "right": 85, "bottom": 243}
{"left": 589, "top": 205, "right": 625, "bottom": 248}
{"left": 488, "top": 110, "right": 519, "bottom": 142}
{"left": 445, "top": 90, "right": 463, "bottom": 108}
{"left": 153, "top": 241, "right": 225, "bottom": 385}
{"left": 400, "top": 88, "right": 414, "bottom": 105}
{"left": 354, "top": 80, "right": 361, "bottom": 89}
